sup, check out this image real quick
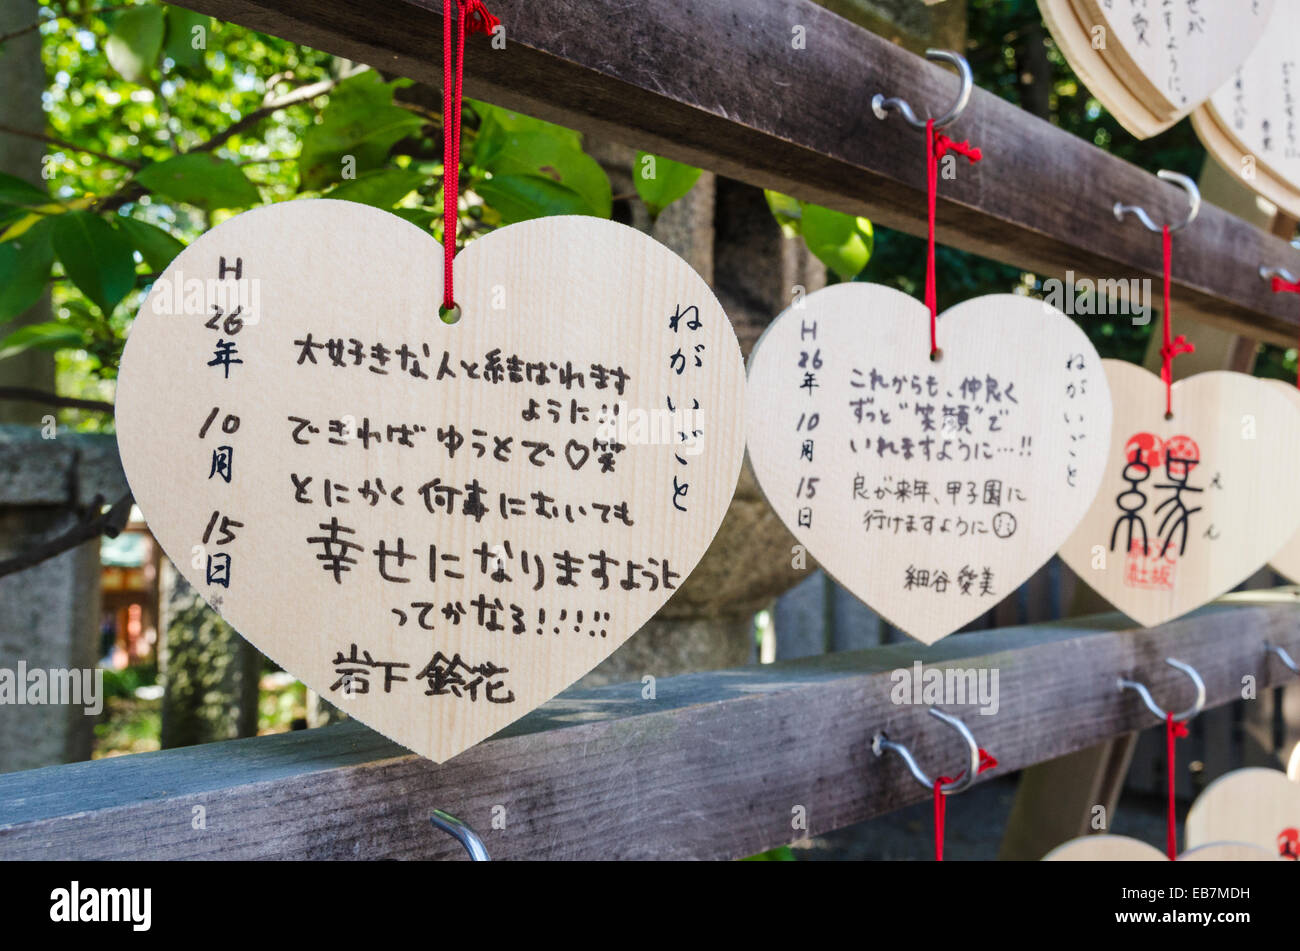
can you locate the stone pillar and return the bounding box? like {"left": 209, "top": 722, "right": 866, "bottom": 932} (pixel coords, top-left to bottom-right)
{"left": 0, "top": 426, "right": 125, "bottom": 773}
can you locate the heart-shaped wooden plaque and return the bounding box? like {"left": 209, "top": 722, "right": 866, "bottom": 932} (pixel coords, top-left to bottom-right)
{"left": 745, "top": 284, "right": 1112, "bottom": 644}
{"left": 1042, "top": 834, "right": 1166, "bottom": 861}
{"left": 1058, "top": 362, "right": 1300, "bottom": 627}
{"left": 1074, "top": 0, "right": 1272, "bottom": 121}
{"left": 1193, "top": 1, "right": 1300, "bottom": 218}
{"left": 116, "top": 201, "right": 747, "bottom": 761}
{"left": 1185, "top": 768, "right": 1300, "bottom": 860}
{"left": 1263, "top": 382, "right": 1300, "bottom": 582}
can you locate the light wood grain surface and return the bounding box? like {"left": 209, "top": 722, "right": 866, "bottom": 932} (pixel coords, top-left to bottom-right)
{"left": 746, "top": 284, "right": 1111, "bottom": 644}
{"left": 115, "top": 200, "right": 746, "bottom": 762}
{"left": 1185, "top": 767, "right": 1300, "bottom": 859}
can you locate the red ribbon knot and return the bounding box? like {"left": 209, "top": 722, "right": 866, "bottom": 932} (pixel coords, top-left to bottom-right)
{"left": 462, "top": 0, "right": 499, "bottom": 34}
{"left": 933, "top": 134, "right": 983, "bottom": 163}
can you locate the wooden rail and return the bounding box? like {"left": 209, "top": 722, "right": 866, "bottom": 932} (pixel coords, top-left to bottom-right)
{"left": 2, "top": 597, "right": 1297, "bottom": 860}
{"left": 179, "top": 0, "right": 1300, "bottom": 345}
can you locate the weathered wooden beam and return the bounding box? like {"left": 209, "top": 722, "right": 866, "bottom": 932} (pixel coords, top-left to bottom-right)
{"left": 2, "top": 597, "right": 1297, "bottom": 860}
{"left": 177, "top": 0, "right": 1300, "bottom": 345}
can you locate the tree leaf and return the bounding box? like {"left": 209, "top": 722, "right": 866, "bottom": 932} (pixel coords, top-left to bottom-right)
{"left": 763, "top": 190, "right": 803, "bottom": 237}
{"left": 115, "top": 216, "right": 186, "bottom": 271}
{"left": 0, "top": 172, "right": 50, "bottom": 210}
{"left": 326, "top": 168, "right": 426, "bottom": 208}
{"left": 134, "top": 153, "right": 261, "bottom": 209}
{"left": 51, "top": 212, "right": 138, "bottom": 315}
{"left": 0, "top": 321, "right": 86, "bottom": 362}
{"left": 163, "top": 6, "right": 209, "bottom": 71}
{"left": 474, "top": 175, "right": 593, "bottom": 224}
{"left": 391, "top": 207, "right": 437, "bottom": 231}
{"left": 478, "top": 131, "right": 611, "bottom": 218}
{"left": 470, "top": 99, "right": 581, "bottom": 166}
{"left": 633, "top": 152, "right": 702, "bottom": 218}
{"left": 297, "top": 72, "right": 427, "bottom": 191}
{"left": 0, "top": 216, "right": 55, "bottom": 321}
{"left": 799, "top": 203, "right": 874, "bottom": 280}
{"left": 106, "top": 6, "right": 166, "bottom": 83}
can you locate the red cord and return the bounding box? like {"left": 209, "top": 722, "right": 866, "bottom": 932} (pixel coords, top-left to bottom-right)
{"left": 924, "top": 120, "right": 981, "bottom": 357}
{"left": 1158, "top": 225, "right": 1194, "bottom": 416}
{"left": 933, "top": 778, "right": 946, "bottom": 861}
{"left": 442, "top": 0, "right": 499, "bottom": 310}
{"left": 932, "top": 748, "right": 997, "bottom": 862}
{"left": 1270, "top": 275, "right": 1300, "bottom": 387}
{"left": 1164, "top": 712, "right": 1188, "bottom": 860}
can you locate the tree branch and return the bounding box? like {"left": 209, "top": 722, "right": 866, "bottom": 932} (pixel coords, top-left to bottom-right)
{"left": 94, "top": 72, "right": 360, "bottom": 213}
{"left": 0, "top": 20, "right": 41, "bottom": 47}
{"left": 0, "top": 492, "right": 133, "bottom": 580}
{"left": 0, "top": 122, "right": 141, "bottom": 170}
{"left": 0, "top": 386, "right": 115, "bottom": 413}
{"left": 193, "top": 74, "right": 346, "bottom": 155}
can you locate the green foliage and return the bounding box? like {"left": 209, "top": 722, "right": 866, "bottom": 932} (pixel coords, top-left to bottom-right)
{"left": 134, "top": 153, "right": 260, "bottom": 209}
{"left": 742, "top": 845, "right": 798, "bottom": 861}
{"left": 105, "top": 6, "right": 165, "bottom": 84}
{"left": 114, "top": 215, "right": 186, "bottom": 271}
{"left": 50, "top": 211, "right": 137, "bottom": 315}
{"left": 0, "top": 216, "right": 55, "bottom": 321}
{"left": 474, "top": 174, "right": 595, "bottom": 223}
{"left": 326, "top": 167, "right": 426, "bottom": 208}
{"left": 764, "top": 190, "right": 874, "bottom": 280}
{"left": 0, "top": 320, "right": 85, "bottom": 361}
{"left": 0, "top": 170, "right": 51, "bottom": 212}
{"left": 633, "top": 151, "right": 701, "bottom": 218}
{"left": 101, "top": 662, "right": 158, "bottom": 700}
{"left": 801, "top": 204, "right": 873, "bottom": 281}
{"left": 471, "top": 101, "right": 612, "bottom": 221}
{"left": 296, "top": 72, "right": 426, "bottom": 190}
{"left": 162, "top": 6, "right": 208, "bottom": 72}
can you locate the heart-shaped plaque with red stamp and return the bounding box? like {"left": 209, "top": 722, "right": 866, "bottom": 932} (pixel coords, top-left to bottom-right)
{"left": 1058, "top": 361, "right": 1300, "bottom": 627}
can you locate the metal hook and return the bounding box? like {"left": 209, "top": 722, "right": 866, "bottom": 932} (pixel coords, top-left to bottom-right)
{"left": 1260, "top": 265, "right": 1300, "bottom": 284}
{"left": 430, "top": 810, "right": 490, "bottom": 861}
{"left": 1265, "top": 642, "right": 1300, "bottom": 676}
{"left": 872, "top": 49, "right": 973, "bottom": 131}
{"left": 1117, "top": 658, "right": 1206, "bottom": 723}
{"left": 1114, "top": 170, "right": 1201, "bottom": 234}
{"left": 872, "top": 707, "right": 982, "bottom": 795}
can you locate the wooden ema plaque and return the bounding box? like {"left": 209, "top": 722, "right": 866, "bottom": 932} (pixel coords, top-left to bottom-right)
{"left": 1264, "top": 380, "right": 1300, "bottom": 581}
{"left": 745, "top": 284, "right": 1112, "bottom": 644}
{"left": 1194, "top": 2, "right": 1300, "bottom": 219}
{"left": 1042, "top": 835, "right": 1166, "bottom": 861}
{"left": 115, "top": 200, "right": 747, "bottom": 762}
{"left": 1039, "top": 0, "right": 1272, "bottom": 140}
{"left": 1058, "top": 361, "right": 1300, "bottom": 628}
{"left": 1185, "top": 767, "right": 1300, "bottom": 860}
